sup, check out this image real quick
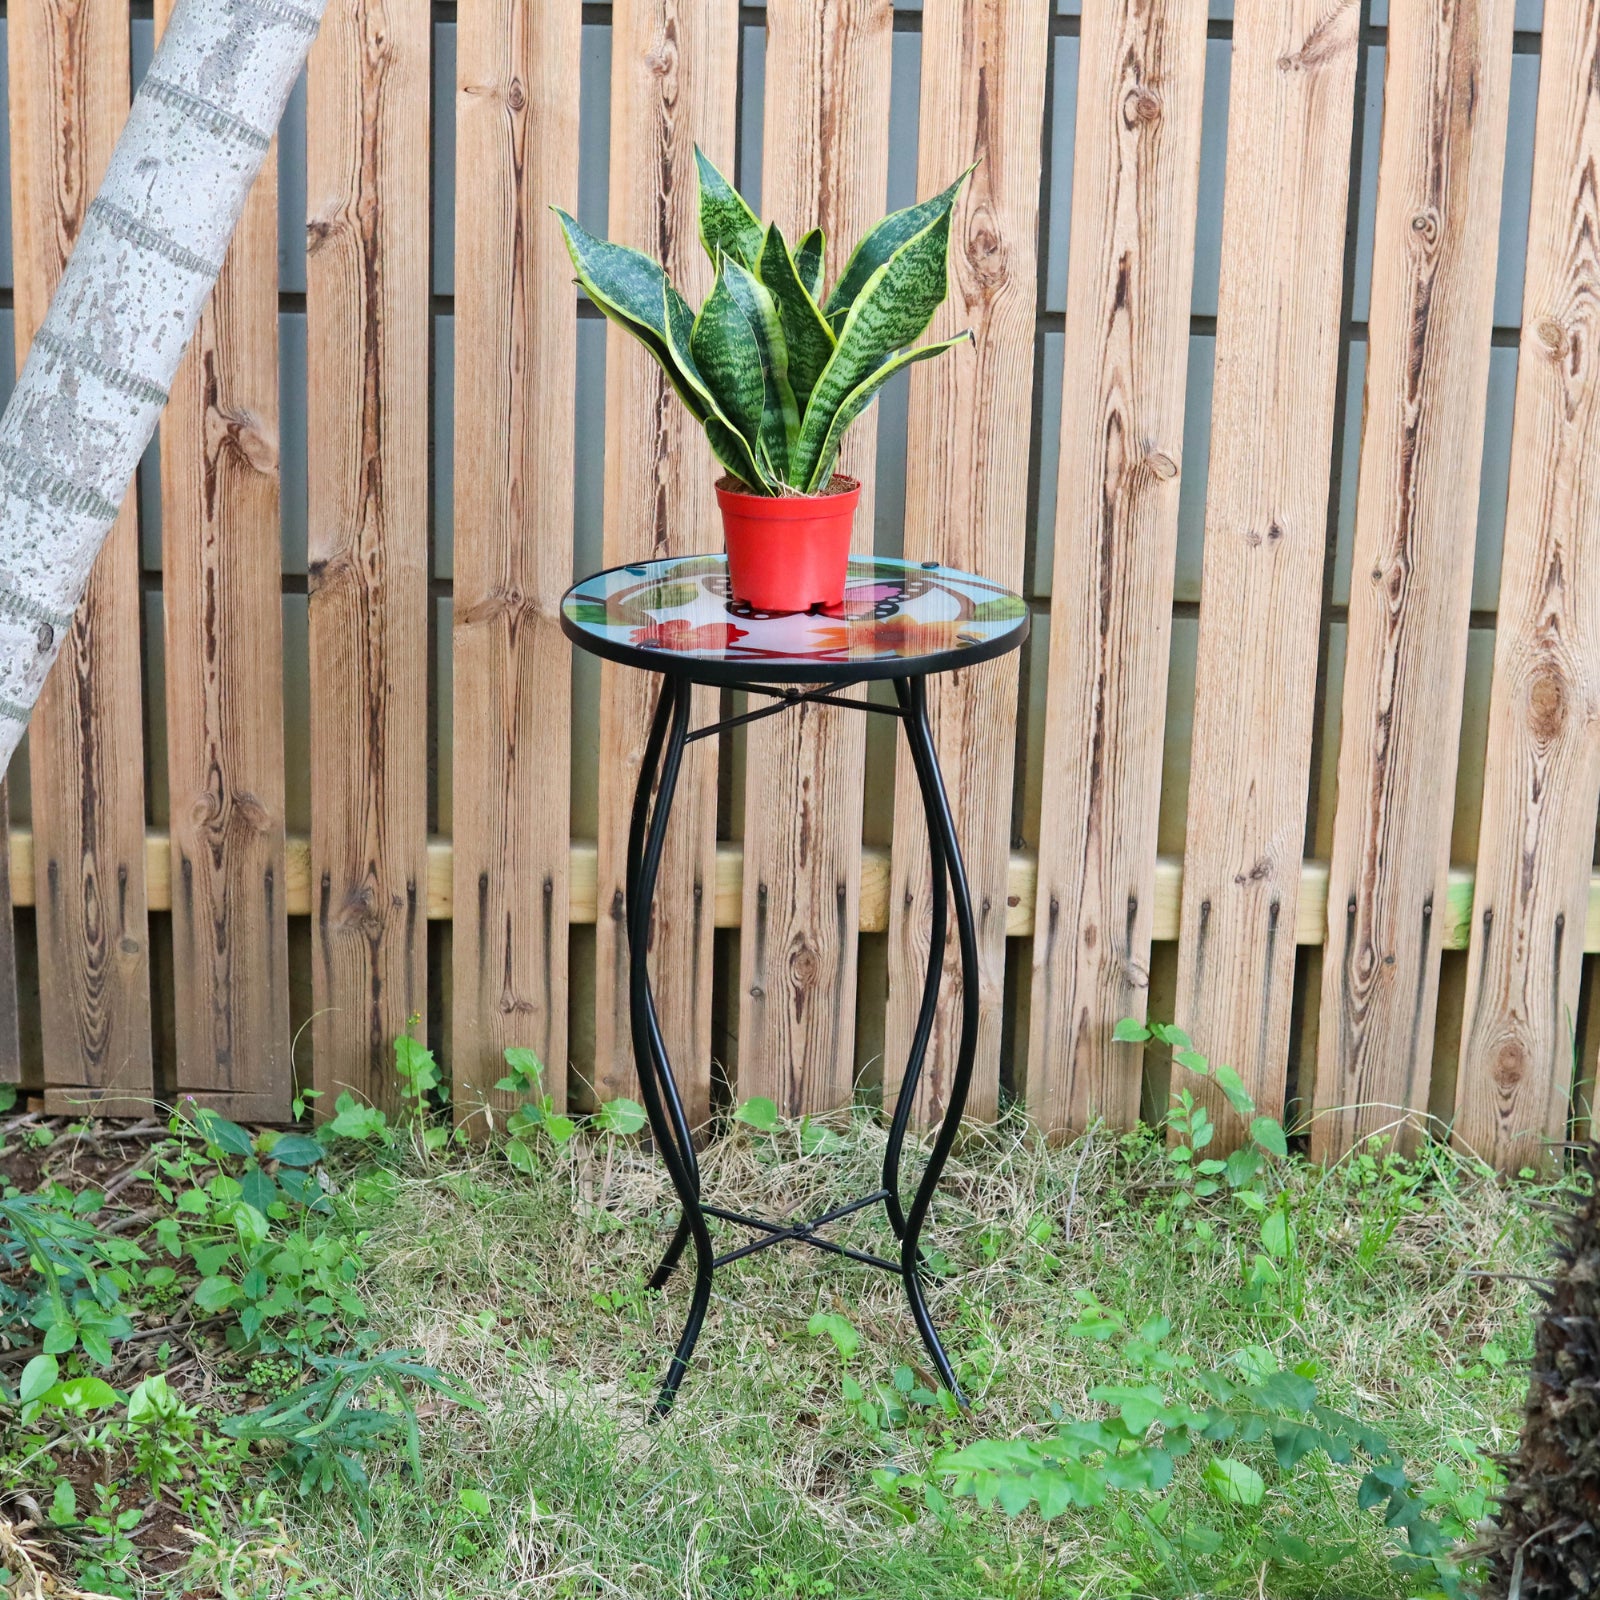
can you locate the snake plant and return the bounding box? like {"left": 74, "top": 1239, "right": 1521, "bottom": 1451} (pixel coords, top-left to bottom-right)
{"left": 555, "top": 151, "right": 971, "bottom": 496}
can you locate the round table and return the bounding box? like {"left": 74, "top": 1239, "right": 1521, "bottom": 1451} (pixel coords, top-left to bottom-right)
{"left": 561, "top": 553, "right": 1029, "bottom": 1416}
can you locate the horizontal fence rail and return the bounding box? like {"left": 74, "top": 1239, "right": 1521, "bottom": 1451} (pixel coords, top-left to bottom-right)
{"left": 0, "top": 0, "right": 1593, "bottom": 1173}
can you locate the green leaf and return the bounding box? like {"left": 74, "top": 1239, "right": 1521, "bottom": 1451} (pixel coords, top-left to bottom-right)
{"left": 794, "top": 227, "right": 826, "bottom": 301}
{"left": 195, "top": 1276, "right": 240, "bottom": 1313}
{"left": 1112, "top": 1017, "right": 1151, "bottom": 1043}
{"left": 692, "top": 255, "right": 797, "bottom": 481}
{"left": 807, "top": 1310, "right": 860, "bottom": 1362}
{"left": 78, "top": 1326, "right": 113, "bottom": 1369}
{"left": 694, "top": 145, "right": 763, "bottom": 270}
{"left": 458, "top": 1487, "right": 492, "bottom": 1518}
{"left": 50, "top": 1375, "right": 117, "bottom": 1412}
{"left": 193, "top": 1108, "right": 254, "bottom": 1158}
{"left": 505, "top": 1138, "right": 537, "bottom": 1175}
{"left": 1251, "top": 1116, "right": 1289, "bottom": 1158}
{"left": 1261, "top": 1208, "right": 1290, "bottom": 1259}
{"left": 972, "top": 594, "right": 1028, "bottom": 622}
{"left": 543, "top": 1114, "right": 576, "bottom": 1147}
{"left": 1224, "top": 1146, "right": 1262, "bottom": 1189}
{"left": 594, "top": 1098, "right": 647, "bottom": 1136}
{"left": 1089, "top": 1383, "right": 1165, "bottom": 1437}
{"left": 19, "top": 1353, "right": 58, "bottom": 1405}
{"left": 755, "top": 222, "right": 836, "bottom": 408}
{"left": 798, "top": 1118, "right": 844, "bottom": 1156}
{"left": 793, "top": 209, "right": 963, "bottom": 490}
{"left": 823, "top": 166, "right": 971, "bottom": 333}
{"left": 798, "top": 331, "right": 970, "bottom": 493}
{"left": 504, "top": 1046, "right": 544, "bottom": 1082}
{"left": 662, "top": 278, "right": 766, "bottom": 488}
{"left": 733, "top": 1096, "right": 780, "bottom": 1131}
{"left": 42, "top": 1320, "right": 77, "bottom": 1356}
{"left": 1212, "top": 1063, "right": 1256, "bottom": 1118}
{"left": 553, "top": 208, "right": 711, "bottom": 422}
{"left": 266, "top": 1134, "right": 325, "bottom": 1168}
{"left": 1203, "top": 1457, "right": 1265, "bottom": 1507}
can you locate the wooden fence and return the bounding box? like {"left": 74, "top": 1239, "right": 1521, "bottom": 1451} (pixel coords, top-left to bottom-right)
{"left": 0, "top": 0, "right": 1594, "bottom": 1175}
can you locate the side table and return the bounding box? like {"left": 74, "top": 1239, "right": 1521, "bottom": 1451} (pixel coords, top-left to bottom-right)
{"left": 561, "top": 553, "right": 1029, "bottom": 1415}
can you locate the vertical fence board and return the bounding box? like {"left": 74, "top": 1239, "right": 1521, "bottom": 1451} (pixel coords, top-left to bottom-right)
{"left": 1173, "top": 0, "right": 1360, "bottom": 1136}
{"left": 154, "top": 0, "right": 292, "bottom": 1119}
{"left": 738, "top": 0, "right": 893, "bottom": 1116}
{"left": 451, "top": 0, "right": 580, "bottom": 1125}
{"left": 1455, "top": 0, "right": 1600, "bottom": 1172}
{"left": 306, "top": 0, "right": 431, "bottom": 1112}
{"left": 10, "top": 1, "right": 152, "bottom": 1115}
{"left": 1311, "top": 0, "right": 1515, "bottom": 1159}
{"left": 1023, "top": 0, "right": 1208, "bottom": 1136}
{"left": 592, "top": 0, "right": 736, "bottom": 1125}
{"left": 882, "top": 0, "right": 1049, "bottom": 1126}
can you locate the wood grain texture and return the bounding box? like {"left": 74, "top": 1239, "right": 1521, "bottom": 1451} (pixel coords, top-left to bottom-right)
{"left": 1173, "top": 0, "right": 1360, "bottom": 1137}
{"left": 738, "top": 0, "right": 894, "bottom": 1116}
{"left": 154, "top": 0, "right": 292, "bottom": 1120}
{"left": 1311, "top": 0, "right": 1515, "bottom": 1160}
{"left": 451, "top": 0, "right": 580, "bottom": 1125}
{"left": 1454, "top": 0, "right": 1600, "bottom": 1172}
{"left": 0, "top": 783, "right": 20, "bottom": 1085}
{"left": 883, "top": 0, "right": 1049, "bottom": 1126}
{"left": 306, "top": 0, "right": 430, "bottom": 1112}
{"left": 592, "top": 0, "right": 737, "bottom": 1127}
{"left": 1022, "top": 0, "right": 1208, "bottom": 1137}
{"left": 9, "top": 0, "right": 153, "bottom": 1115}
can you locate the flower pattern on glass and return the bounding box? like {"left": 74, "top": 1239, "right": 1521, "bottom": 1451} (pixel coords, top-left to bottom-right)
{"left": 631, "top": 619, "right": 750, "bottom": 652}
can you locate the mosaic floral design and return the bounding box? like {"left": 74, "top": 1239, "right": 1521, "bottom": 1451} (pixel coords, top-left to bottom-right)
{"left": 562, "top": 555, "right": 1028, "bottom": 668}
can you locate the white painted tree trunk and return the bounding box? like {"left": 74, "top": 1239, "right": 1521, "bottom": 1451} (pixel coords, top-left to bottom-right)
{"left": 0, "top": 0, "right": 326, "bottom": 768}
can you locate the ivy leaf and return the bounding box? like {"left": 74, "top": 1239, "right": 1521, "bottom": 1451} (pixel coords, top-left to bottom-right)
{"left": 1203, "top": 1457, "right": 1265, "bottom": 1507}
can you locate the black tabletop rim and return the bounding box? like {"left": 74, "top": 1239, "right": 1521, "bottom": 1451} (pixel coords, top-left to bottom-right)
{"left": 559, "top": 556, "right": 1030, "bottom": 687}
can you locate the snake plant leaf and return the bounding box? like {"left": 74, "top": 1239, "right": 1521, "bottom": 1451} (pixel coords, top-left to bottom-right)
{"left": 794, "top": 228, "right": 826, "bottom": 301}
{"left": 661, "top": 280, "right": 765, "bottom": 487}
{"left": 792, "top": 209, "right": 956, "bottom": 488}
{"left": 553, "top": 207, "right": 708, "bottom": 421}
{"left": 801, "top": 331, "right": 971, "bottom": 492}
{"left": 691, "top": 256, "right": 796, "bottom": 484}
{"left": 694, "top": 146, "right": 763, "bottom": 271}
{"left": 822, "top": 166, "right": 972, "bottom": 334}
{"left": 754, "top": 223, "right": 835, "bottom": 410}
{"left": 705, "top": 418, "right": 774, "bottom": 492}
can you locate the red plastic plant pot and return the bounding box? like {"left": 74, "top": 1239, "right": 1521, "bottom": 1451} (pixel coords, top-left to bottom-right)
{"left": 716, "top": 475, "right": 860, "bottom": 611}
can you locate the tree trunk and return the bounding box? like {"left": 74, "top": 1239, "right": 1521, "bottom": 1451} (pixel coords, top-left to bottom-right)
{"left": 0, "top": 0, "right": 326, "bottom": 769}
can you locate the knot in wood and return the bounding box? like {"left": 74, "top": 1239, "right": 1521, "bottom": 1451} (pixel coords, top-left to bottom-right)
{"left": 306, "top": 215, "right": 338, "bottom": 256}
{"left": 1527, "top": 666, "right": 1568, "bottom": 741}
{"left": 506, "top": 78, "right": 527, "bottom": 113}
{"left": 1408, "top": 208, "right": 1440, "bottom": 249}
{"left": 789, "top": 939, "right": 819, "bottom": 986}
{"left": 1144, "top": 451, "right": 1178, "bottom": 481}
{"left": 1123, "top": 85, "right": 1162, "bottom": 127}
{"left": 34, "top": 622, "right": 53, "bottom": 652}
{"left": 1492, "top": 1038, "right": 1527, "bottom": 1091}
{"left": 1536, "top": 318, "right": 1570, "bottom": 360}
{"left": 963, "top": 210, "right": 1006, "bottom": 290}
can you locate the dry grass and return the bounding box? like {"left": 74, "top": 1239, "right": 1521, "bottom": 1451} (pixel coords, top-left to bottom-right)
{"left": 259, "top": 1114, "right": 1548, "bottom": 1600}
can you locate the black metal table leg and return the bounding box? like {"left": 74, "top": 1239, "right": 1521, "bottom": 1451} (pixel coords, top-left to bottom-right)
{"left": 622, "top": 669, "right": 980, "bottom": 1417}
{"left": 623, "top": 672, "right": 715, "bottom": 1415}
{"left": 883, "top": 673, "right": 979, "bottom": 1406}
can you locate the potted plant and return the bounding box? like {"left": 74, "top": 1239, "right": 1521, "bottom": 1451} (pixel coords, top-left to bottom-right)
{"left": 555, "top": 152, "right": 971, "bottom": 612}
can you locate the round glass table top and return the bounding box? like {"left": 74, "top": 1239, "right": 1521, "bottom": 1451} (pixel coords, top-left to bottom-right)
{"left": 560, "top": 554, "right": 1029, "bottom": 685}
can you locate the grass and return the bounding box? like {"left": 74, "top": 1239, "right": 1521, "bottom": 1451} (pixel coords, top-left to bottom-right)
{"left": 228, "top": 1113, "right": 1546, "bottom": 1600}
